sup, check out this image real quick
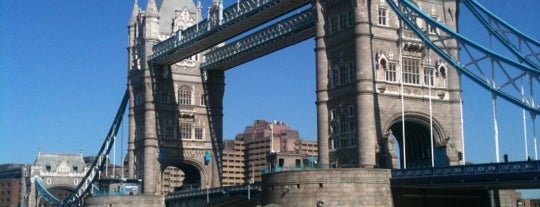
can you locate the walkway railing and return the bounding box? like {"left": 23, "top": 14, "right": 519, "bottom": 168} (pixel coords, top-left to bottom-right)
{"left": 165, "top": 184, "right": 261, "bottom": 201}
{"left": 201, "top": 8, "right": 314, "bottom": 71}
{"left": 149, "top": 0, "right": 310, "bottom": 65}
{"left": 391, "top": 160, "right": 540, "bottom": 178}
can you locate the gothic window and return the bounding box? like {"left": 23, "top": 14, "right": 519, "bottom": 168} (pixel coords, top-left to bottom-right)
{"left": 378, "top": 7, "right": 387, "bottom": 26}
{"left": 348, "top": 11, "right": 354, "bottom": 27}
{"left": 330, "top": 16, "right": 337, "bottom": 34}
{"left": 340, "top": 65, "right": 349, "bottom": 85}
{"left": 348, "top": 62, "right": 355, "bottom": 81}
{"left": 340, "top": 13, "right": 347, "bottom": 30}
{"left": 429, "top": 23, "right": 437, "bottom": 34}
{"left": 331, "top": 67, "right": 339, "bottom": 88}
{"left": 348, "top": 121, "right": 355, "bottom": 133}
{"left": 329, "top": 109, "right": 337, "bottom": 121}
{"left": 437, "top": 64, "right": 447, "bottom": 87}
{"left": 195, "top": 128, "right": 203, "bottom": 140}
{"left": 347, "top": 105, "right": 355, "bottom": 118}
{"left": 387, "top": 62, "right": 397, "bottom": 82}
{"left": 159, "top": 92, "right": 170, "bottom": 103}
{"left": 178, "top": 86, "right": 192, "bottom": 105}
{"left": 200, "top": 94, "right": 206, "bottom": 106}
{"left": 340, "top": 137, "right": 348, "bottom": 148}
{"left": 134, "top": 93, "right": 144, "bottom": 107}
{"left": 180, "top": 122, "right": 192, "bottom": 139}
{"left": 349, "top": 134, "right": 356, "bottom": 146}
{"left": 424, "top": 66, "right": 435, "bottom": 86}
{"left": 165, "top": 126, "right": 175, "bottom": 139}
{"left": 402, "top": 57, "right": 420, "bottom": 84}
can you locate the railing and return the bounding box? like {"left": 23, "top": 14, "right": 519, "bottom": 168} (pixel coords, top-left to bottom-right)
{"left": 150, "top": 0, "right": 295, "bottom": 63}
{"left": 201, "top": 9, "right": 314, "bottom": 70}
{"left": 391, "top": 160, "right": 540, "bottom": 178}
{"left": 165, "top": 185, "right": 261, "bottom": 201}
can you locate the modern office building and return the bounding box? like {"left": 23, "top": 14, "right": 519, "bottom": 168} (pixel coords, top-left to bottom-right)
{"left": 231, "top": 120, "right": 318, "bottom": 183}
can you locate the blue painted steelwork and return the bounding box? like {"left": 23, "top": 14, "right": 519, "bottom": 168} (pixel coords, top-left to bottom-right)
{"left": 392, "top": 160, "right": 540, "bottom": 178}
{"left": 35, "top": 178, "right": 62, "bottom": 206}
{"left": 165, "top": 184, "right": 261, "bottom": 201}
{"left": 201, "top": 9, "right": 314, "bottom": 71}
{"left": 149, "top": 0, "right": 309, "bottom": 64}
{"left": 34, "top": 90, "right": 129, "bottom": 206}
{"left": 462, "top": 0, "right": 540, "bottom": 70}
{"left": 386, "top": 0, "right": 540, "bottom": 115}
{"left": 391, "top": 160, "right": 540, "bottom": 189}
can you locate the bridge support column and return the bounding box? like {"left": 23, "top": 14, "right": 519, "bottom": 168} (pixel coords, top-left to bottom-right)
{"left": 128, "top": 81, "right": 136, "bottom": 179}
{"left": 206, "top": 70, "right": 225, "bottom": 187}
{"left": 314, "top": 0, "right": 329, "bottom": 169}
{"left": 143, "top": 65, "right": 160, "bottom": 195}
{"left": 354, "top": 0, "right": 376, "bottom": 168}
{"left": 262, "top": 169, "right": 393, "bottom": 206}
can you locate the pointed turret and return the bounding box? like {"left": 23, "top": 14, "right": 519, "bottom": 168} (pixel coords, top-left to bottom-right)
{"left": 145, "top": 0, "right": 159, "bottom": 18}
{"left": 128, "top": 0, "right": 140, "bottom": 26}
{"left": 144, "top": 0, "right": 160, "bottom": 41}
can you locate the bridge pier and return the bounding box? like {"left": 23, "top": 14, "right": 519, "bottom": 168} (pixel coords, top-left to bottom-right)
{"left": 391, "top": 188, "right": 520, "bottom": 207}
{"left": 84, "top": 195, "right": 164, "bottom": 207}
{"left": 261, "top": 168, "right": 393, "bottom": 206}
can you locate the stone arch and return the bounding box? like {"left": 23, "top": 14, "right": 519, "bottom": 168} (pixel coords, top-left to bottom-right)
{"left": 380, "top": 112, "right": 448, "bottom": 169}
{"left": 161, "top": 157, "right": 208, "bottom": 194}
{"left": 39, "top": 185, "right": 75, "bottom": 207}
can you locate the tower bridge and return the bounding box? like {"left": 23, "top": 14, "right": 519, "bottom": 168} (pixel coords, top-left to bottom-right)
{"left": 30, "top": 0, "right": 540, "bottom": 206}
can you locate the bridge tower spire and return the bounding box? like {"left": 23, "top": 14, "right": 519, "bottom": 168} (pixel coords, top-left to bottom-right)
{"left": 126, "top": 0, "right": 139, "bottom": 180}
{"left": 127, "top": 0, "right": 222, "bottom": 197}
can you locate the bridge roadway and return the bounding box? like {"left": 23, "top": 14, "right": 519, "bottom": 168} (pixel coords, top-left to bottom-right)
{"left": 149, "top": 0, "right": 310, "bottom": 66}
{"left": 163, "top": 161, "right": 540, "bottom": 205}
{"left": 391, "top": 160, "right": 540, "bottom": 189}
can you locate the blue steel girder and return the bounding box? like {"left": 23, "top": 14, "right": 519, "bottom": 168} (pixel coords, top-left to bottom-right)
{"left": 57, "top": 90, "right": 129, "bottom": 206}
{"left": 165, "top": 184, "right": 262, "bottom": 201}
{"left": 201, "top": 9, "right": 315, "bottom": 71}
{"left": 149, "top": 0, "right": 310, "bottom": 66}
{"left": 35, "top": 178, "right": 62, "bottom": 207}
{"left": 386, "top": 0, "right": 540, "bottom": 115}
{"left": 391, "top": 160, "right": 540, "bottom": 189}
{"left": 462, "top": 0, "right": 540, "bottom": 70}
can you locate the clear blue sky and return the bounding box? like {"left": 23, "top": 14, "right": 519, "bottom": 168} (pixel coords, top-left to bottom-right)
{"left": 1, "top": 0, "right": 539, "bottom": 195}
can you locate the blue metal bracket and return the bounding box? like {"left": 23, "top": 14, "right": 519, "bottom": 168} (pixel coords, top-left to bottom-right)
{"left": 386, "top": 0, "right": 540, "bottom": 115}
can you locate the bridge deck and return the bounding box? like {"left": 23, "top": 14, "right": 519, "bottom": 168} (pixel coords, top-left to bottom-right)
{"left": 391, "top": 160, "right": 540, "bottom": 189}
{"left": 150, "top": 0, "right": 310, "bottom": 65}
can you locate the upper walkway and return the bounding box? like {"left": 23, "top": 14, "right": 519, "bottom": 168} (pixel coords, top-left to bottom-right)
{"left": 149, "top": 0, "right": 310, "bottom": 66}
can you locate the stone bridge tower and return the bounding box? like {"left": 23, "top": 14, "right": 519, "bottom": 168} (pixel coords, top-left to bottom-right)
{"left": 126, "top": 0, "right": 222, "bottom": 195}
{"left": 315, "top": 0, "right": 463, "bottom": 169}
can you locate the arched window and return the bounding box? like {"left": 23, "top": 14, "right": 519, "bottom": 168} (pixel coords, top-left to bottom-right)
{"left": 178, "top": 86, "right": 192, "bottom": 105}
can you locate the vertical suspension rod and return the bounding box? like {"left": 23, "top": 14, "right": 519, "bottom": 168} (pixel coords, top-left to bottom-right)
{"left": 460, "top": 92, "right": 466, "bottom": 164}
{"left": 428, "top": 50, "right": 434, "bottom": 167}
{"left": 522, "top": 75, "right": 529, "bottom": 160}
{"left": 398, "top": 19, "right": 406, "bottom": 169}
{"left": 489, "top": 32, "right": 500, "bottom": 162}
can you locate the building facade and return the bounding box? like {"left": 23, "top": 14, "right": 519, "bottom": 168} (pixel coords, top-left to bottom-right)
{"left": 221, "top": 140, "right": 246, "bottom": 186}
{"left": 20, "top": 152, "right": 89, "bottom": 207}
{"left": 233, "top": 120, "right": 318, "bottom": 183}
{"left": 126, "top": 0, "right": 223, "bottom": 195}
{"left": 314, "top": 0, "right": 463, "bottom": 169}
{"left": 0, "top": 164, "right": 23, "bottom": 207}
